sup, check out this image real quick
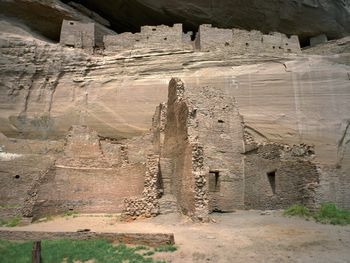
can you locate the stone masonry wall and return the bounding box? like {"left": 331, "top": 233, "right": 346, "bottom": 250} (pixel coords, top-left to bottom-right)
{"left": 243, "top": 140, "right": 319, "bottom": 210}
{"left": 104, "top": 24, "right": 192, "bottom": 52}
{"left": 198, "top": 24, "right": 301, "bottom": 54}
{"left": 123, "top": 154, "right": 162, "bottom": 219}
{"left": 60, "top": 20, "right": 95, "bottom": 49}
{"left": 186, "top": 85, "right": 245, "bottom": 212}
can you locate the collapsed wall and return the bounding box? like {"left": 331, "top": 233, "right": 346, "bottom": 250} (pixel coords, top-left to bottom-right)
{"left": 30, "top": 126, "right": 147, "bottom": 219}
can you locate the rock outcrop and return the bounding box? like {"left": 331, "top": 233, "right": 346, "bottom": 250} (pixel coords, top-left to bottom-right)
{"left": 4, "top": 0, "right": 349, "bottom": 44}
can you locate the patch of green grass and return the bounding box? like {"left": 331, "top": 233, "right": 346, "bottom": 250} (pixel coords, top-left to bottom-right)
{"left": 0, "top": 240, "right": 32, "bottom": 263}
{"left": 0, "top": 204, "right": 20, "bottom": 209}
{"left": 313, "top": 203, "right": 350, "bottom": 225}
{"left": 0, "top": 239, "right": 175, "bottom": 263}
{"left": 0, "top": 216, "right": 21, "bottom": 227}
{"left": 284, "top": 203, "right": 350, "bottom": 225}
{"left": 154, "top": 244, "right": 177, "bottom": 252}
{"left": 283, "top": 204, "right": 311, "bottom": 218}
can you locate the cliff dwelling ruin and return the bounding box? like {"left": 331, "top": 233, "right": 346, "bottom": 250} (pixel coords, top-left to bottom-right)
{"left": 0, "top": 1, "right": 350, "bottom": 261}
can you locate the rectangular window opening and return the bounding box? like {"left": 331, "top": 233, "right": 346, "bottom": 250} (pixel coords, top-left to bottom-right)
{"left": 267, "top": 171, "right": 276, "bottom": 195}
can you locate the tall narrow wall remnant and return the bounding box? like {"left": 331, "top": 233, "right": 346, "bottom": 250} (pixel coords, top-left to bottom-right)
{"left": 60, "top": 20, "right": 95, "bottom": 49}
{"left": 198, "top": 24, "right": 301, "bottom": 54}
{"left": 161, "top": 78, "right": 199, "bottom": 218}
{"left": 152, "top": 103, "right": 168, "bottom": 154}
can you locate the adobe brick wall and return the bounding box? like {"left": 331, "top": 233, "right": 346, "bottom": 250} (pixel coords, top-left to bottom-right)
{"left": 33, "top": 164, "right": 146, "bottom": 218}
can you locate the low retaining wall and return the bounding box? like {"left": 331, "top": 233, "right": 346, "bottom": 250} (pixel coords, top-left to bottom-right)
{"left": 0, "top": 230, "right": 175, "bottom": 247}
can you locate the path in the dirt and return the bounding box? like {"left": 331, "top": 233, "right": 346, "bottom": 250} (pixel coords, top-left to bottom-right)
{"left": 2, "top": 210, "right": 350, "bottom": 263}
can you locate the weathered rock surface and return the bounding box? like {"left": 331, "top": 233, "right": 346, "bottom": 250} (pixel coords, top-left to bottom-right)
{"left": 0, "top": 18, "right": 350, "bottom": 212}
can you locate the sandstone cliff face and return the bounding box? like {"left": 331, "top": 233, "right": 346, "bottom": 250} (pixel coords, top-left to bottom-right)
{"left": 1, "top": 21, "right": 349, "bottom": 162}
{"left": 0, "top": 16, "right": 350, "bottom": 213}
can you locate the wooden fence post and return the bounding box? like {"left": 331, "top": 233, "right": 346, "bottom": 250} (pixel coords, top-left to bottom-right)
{"left": 32, "top": 241, "right": 41, "bottom": 263}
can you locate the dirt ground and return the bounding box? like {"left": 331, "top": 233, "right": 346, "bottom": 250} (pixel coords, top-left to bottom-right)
{"left": 3, "top": 210, "right": 350, "bottom": 263}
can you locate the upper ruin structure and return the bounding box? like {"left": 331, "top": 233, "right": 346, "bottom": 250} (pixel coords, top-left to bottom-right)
{"left": 60, "top": 20, "right": 302, "bottom": 54}
{"left": 60, "top": 20, "right": 95, "bottom": 49}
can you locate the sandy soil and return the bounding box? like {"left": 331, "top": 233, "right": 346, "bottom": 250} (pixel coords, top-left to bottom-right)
{"left": 3, "top": 210, "right": 350, "bottom": 263}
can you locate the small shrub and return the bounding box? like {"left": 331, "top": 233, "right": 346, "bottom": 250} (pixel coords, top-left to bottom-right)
{"left": 284, "top": 203, "right": 350, "bottom": 226}
{"left": 63, "top": 210, "right": 78, "bottom": 217}
{"left": 283, "top": 204, "right": 311, "bottom": 218}
{"left": 134, "top": 245, "right": 148, "bottom": 251}
{"left": 154, "top": 244, "right": 177, "bottom": 252}
{"left": 313, "top": 203, "right": 350, "bottom": 225}
{"left": 143, "top": 250, "right": 155, "bottom": 256}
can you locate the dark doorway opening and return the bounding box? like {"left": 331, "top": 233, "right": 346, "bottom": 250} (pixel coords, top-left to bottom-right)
{"left": 267, "top": 171, "right": 276, "bottom": 194}
{"left": 209, "top": 171, "right": 220, "bottom": 192}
